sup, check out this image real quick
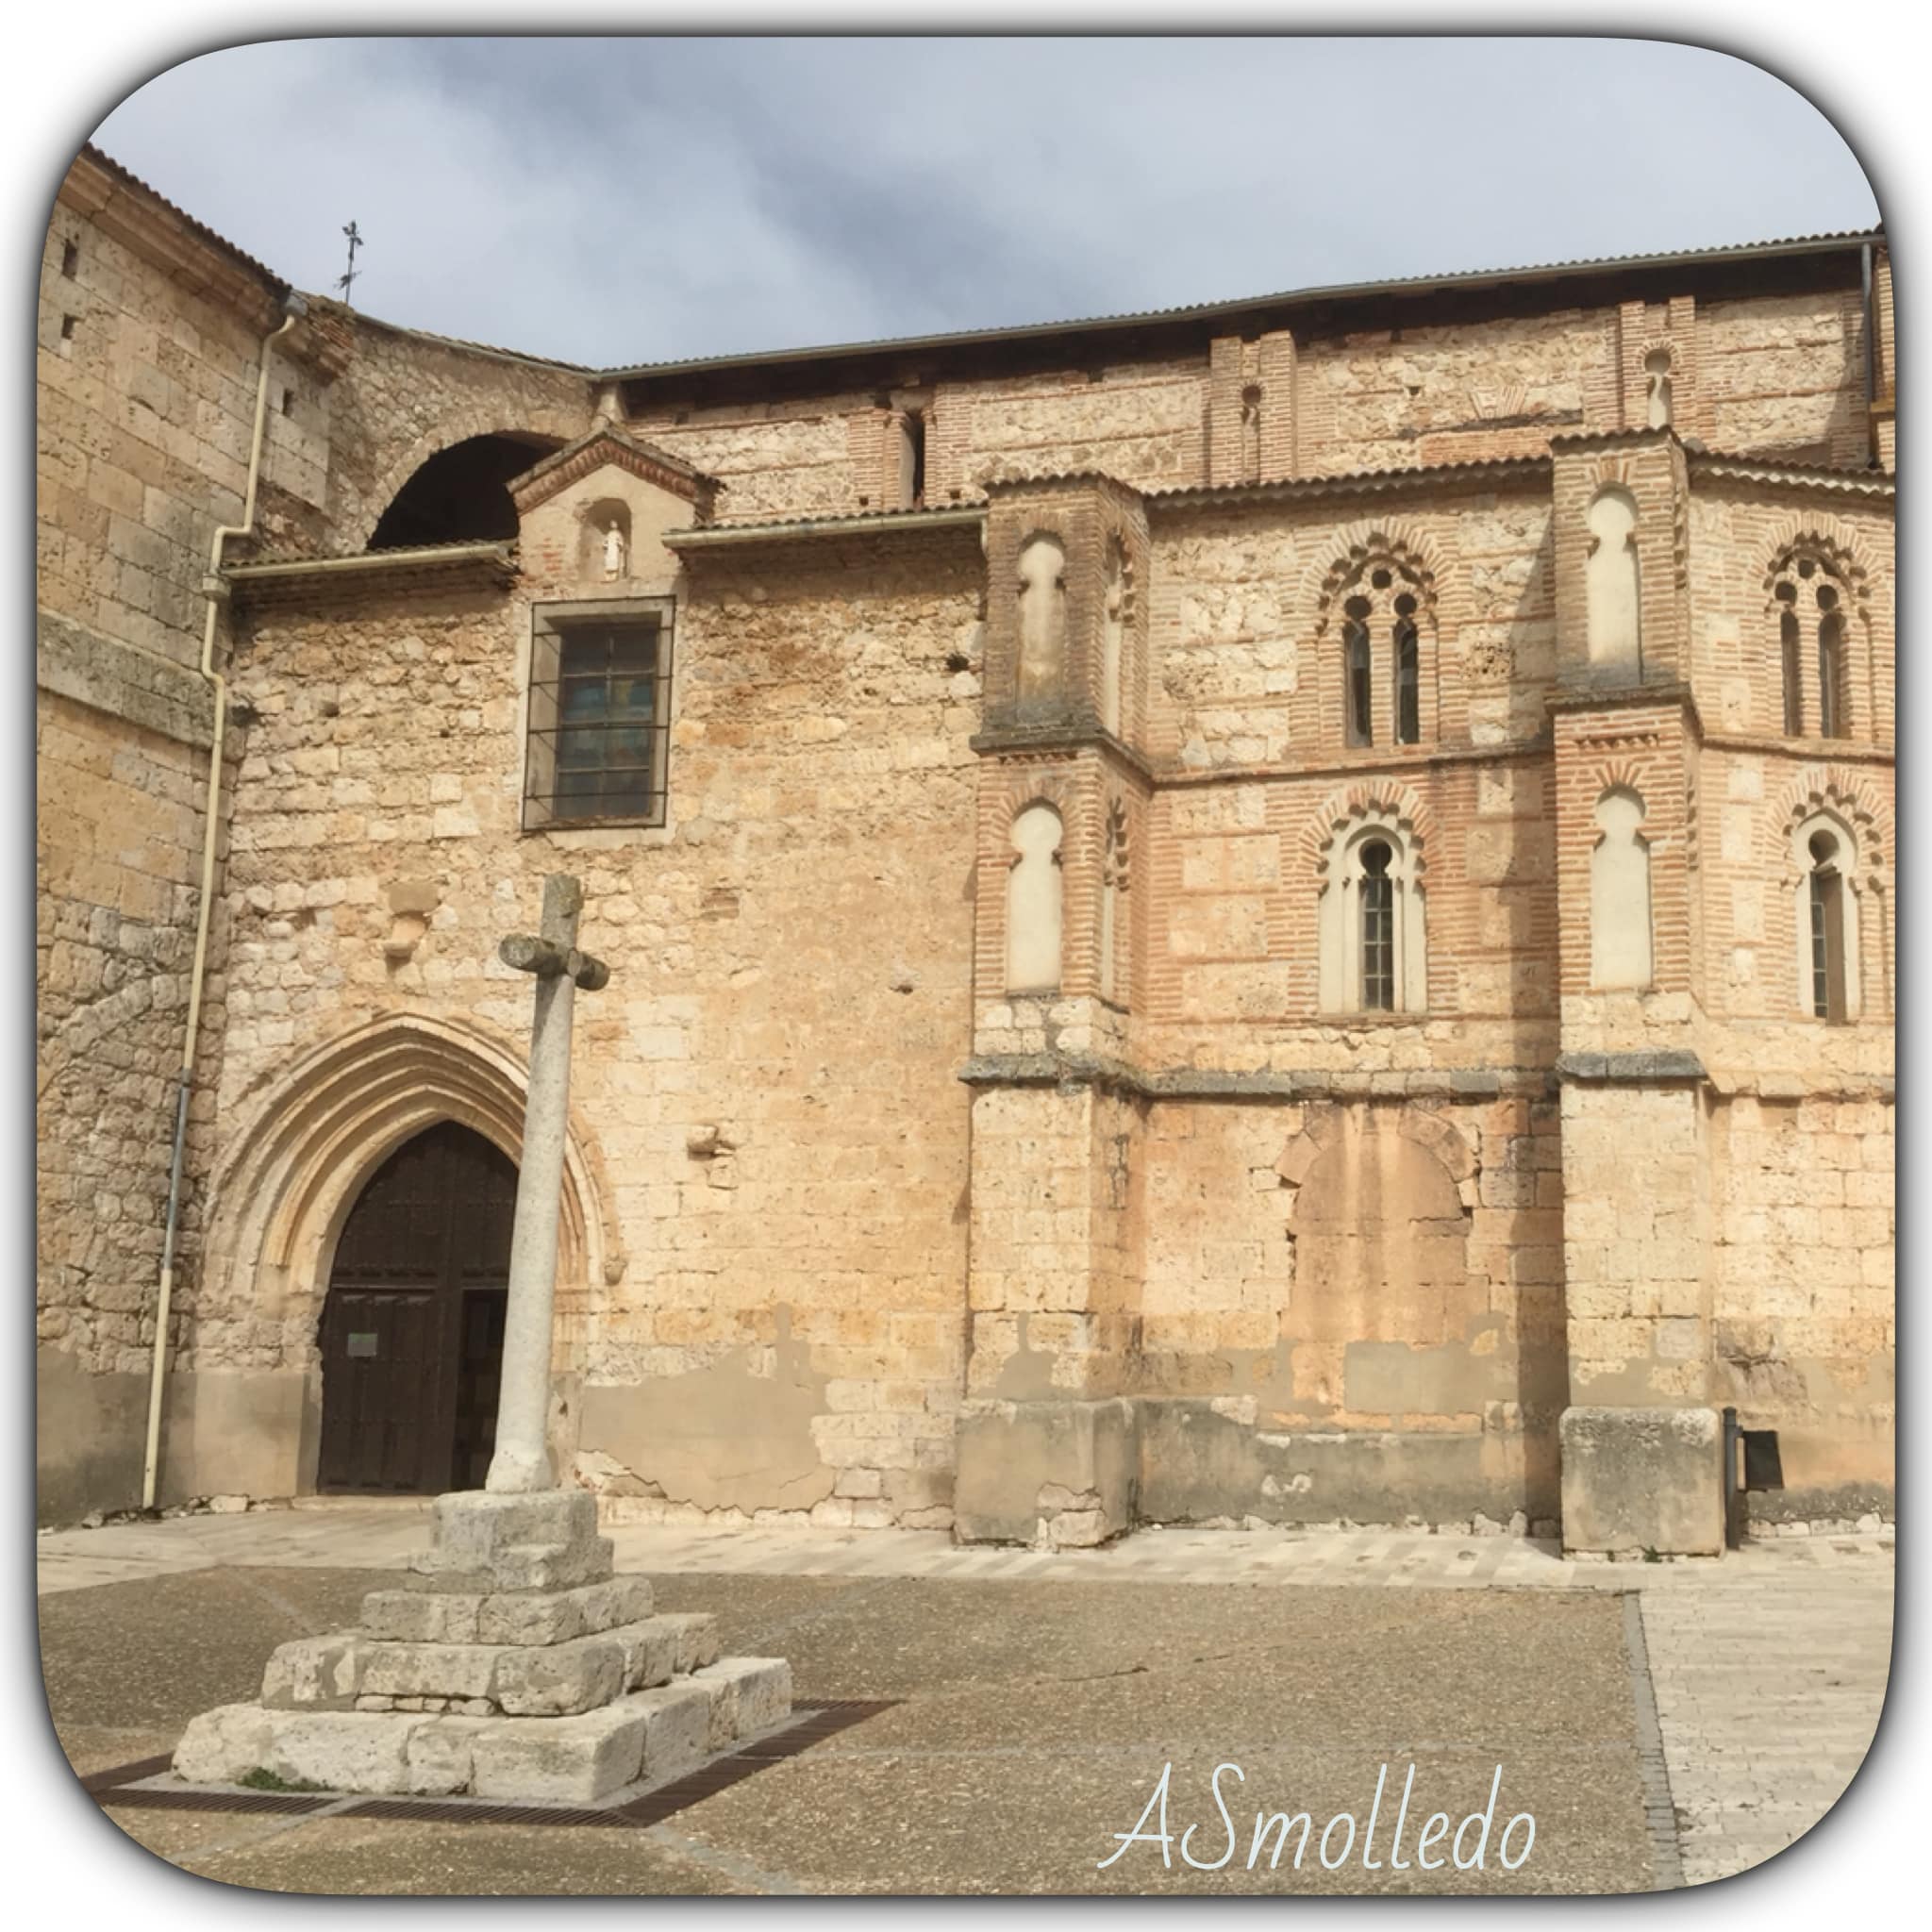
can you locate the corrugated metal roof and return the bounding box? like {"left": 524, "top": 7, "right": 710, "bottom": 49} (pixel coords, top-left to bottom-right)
{"left": 603, "top": 228, "right": 1882, "bottom": 382}
{"left": 73, "top": 142, "right": 1879, "bottom": 392}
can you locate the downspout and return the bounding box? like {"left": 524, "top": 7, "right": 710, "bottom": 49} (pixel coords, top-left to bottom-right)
{"left": 1861, "top": 242, "right": 1879, "bottom": 468}
{"left": 141, "top": 296, "right": 305, "bottom": 1510}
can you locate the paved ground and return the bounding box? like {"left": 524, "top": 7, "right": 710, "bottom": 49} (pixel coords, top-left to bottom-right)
{"left": 37, "top": 1507, "right": 1891, "bottom": 1895}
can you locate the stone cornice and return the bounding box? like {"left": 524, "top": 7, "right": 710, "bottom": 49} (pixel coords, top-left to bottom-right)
{"left": 1688, "top": 452, "right": 1894, "bottom": 502}
{"left": 508, "top": 425, "right": 719, "bottom": 517}
{"left": 664, "top": 505, "right": 984, "bottom": 549}
{"left": 958, "top": 1050, "right": 1550, "bottom": 1100}
{"left": 226, "top": 541, "right": 518, "bottom": 609}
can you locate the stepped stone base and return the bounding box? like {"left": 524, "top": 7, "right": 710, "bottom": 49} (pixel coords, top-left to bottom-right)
{"left": 168, "top": 1488, "right": 792, "bottom": 1801}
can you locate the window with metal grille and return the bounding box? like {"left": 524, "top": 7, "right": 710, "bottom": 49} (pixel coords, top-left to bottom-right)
{"left": 1344, "top": 601, "right": 1373, "bottom": 746}
{"left": 1360, "top": 840, "right": 1395, "bottom": 1010}
{"left": 1779, "top": 592, "right": 1803, "bottom": 735}
{"left": 1394, "top": 599, "right": 1420, "bottom": 745}
{"left": 524, "top": 600, "right": 673, "bottom": 829}
{"left": 1818, "top": 592, "right": 1846, "bottom": 739}
{"left": 1808, "top": 830, "right": 1847, "bottom": 1021}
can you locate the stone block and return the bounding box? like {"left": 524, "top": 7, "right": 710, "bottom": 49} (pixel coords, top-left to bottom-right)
{"left": 468, "top": 1700, "right": 650, "bottom": 1804}
{"left": 612, "top": 1618, "right": 677, "bottom": 1690}
{"left": 953, "top": 1396, "right": 1138, "bottom": 1545}
{"left": 475, "top": 1575, "right": 653, "bottom": 1647}
{"left": 172, "top": 1702, "right": 276, "bottom": 1784}
{"left": 654, "top": 1610, "right": 722, "bottom": 1674}
{"left": 265, "top": 1711, "right": 422, "bottom": 1795}
{"left": 359, "top": 1591, "right": 482, "bottom": 1644}
{"left": 405, "top": 1716, "right": 493, "bottom": 1796}
{"left": 692, "top": 1657, "right": 793, "bottom": 1751}
{"left": 491, "top": 1632, "right": 627, "bottom": 1717}
{"left": 358, "top": 1640, "right": 499, "bottom": 1704}
{"left": 260, "top": 1633, "right": 362, "bottom": 1710}
{"left": 1560, "top": 1406, "right": 1725, "bottom": 1557}
{"left": 631, "top": 1681, "right": 715, "bottom": 1785}
{"left": 409, "top": 1488, "right": 614, "bottom": 1593}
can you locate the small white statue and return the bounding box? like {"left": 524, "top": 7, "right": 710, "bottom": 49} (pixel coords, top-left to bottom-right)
{"left": 602, "top": 518, "right": 626, "bottom": 579}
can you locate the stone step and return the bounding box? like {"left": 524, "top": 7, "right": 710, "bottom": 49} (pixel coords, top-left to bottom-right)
{"left": 262, "top": 1611, "right": 722, "bottom": 1716}
{"left": 359, "top": 1574, "right": 654, "bottom": 1646}
{"left": 176, "top": 1657, "right": 793, "bottom": 1803}
{"left": 408, "top": 1489, "right": 614, "bottom": 1593}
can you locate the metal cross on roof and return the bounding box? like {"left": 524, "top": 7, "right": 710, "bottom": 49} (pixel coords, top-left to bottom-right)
{"left": 336, "top": 221, "right": 363, "bottom": 304}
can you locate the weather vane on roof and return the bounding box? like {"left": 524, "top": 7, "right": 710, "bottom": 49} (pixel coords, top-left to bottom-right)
{"left": 336, "top": 221, "right": 363, "bottom": 304}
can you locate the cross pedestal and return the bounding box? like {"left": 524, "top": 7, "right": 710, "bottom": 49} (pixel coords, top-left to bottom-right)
{"left": 166, "top": 874, "right": 793, "bottom": 1802}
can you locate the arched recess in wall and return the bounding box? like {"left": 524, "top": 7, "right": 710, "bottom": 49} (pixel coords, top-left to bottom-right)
{"left": 1007, "top": 801, "right": 1065, "bottom": 992}
{"left": 356, "top": 409, "right": 584, "bottom": 552}
{"left": 1584, "top": 486, "right": 1641, "bottom": 674}
{"left": 1015, "top": 532, "right": 1069, "bottom": 702}
{"left": 198, "top": 1014, "right": 619, "bottom": 1373}
{"left": 1590, "top": 786, "right": 1654, "bottom": 990}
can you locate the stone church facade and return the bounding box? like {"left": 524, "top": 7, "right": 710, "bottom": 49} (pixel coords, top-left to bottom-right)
{"left": 38, "top": 147, "right": 1895, "bottom": 1544}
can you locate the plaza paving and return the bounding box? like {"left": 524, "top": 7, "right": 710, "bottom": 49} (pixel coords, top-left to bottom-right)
{"left": 37, "top": 1505, "right": 1891, "bottom": 1894}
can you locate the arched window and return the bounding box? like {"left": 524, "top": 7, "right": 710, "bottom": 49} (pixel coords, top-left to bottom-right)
{"left": 1359, "top": 840, "right": 1395, "bottom": 1009}
{"left": 1790, "top": 809, "right": 1861, "bottom": 1024}
{"left": 1007, "top": 802, "right": 1064, "bottom": 993}
{"left": 1807, "top": 829, "right": 1847, "bottom": 1022}
{"left": 1393, "top": 602, "right": 1420, "bottom": 745}
{"left": 1318, "top": 817, "right": 1426, "bottom": 1013}
{"left": 1778, "top": 588, "right": 1803, "bottom": 736}
{"left": 1818, "top": 588, "right": 1846, "bottom": 739}
{"left": 1771, "top": 549, "right": 1854, "bottom": 740}
{"left": 1343, "top": 600, "right": 1373, "bottom": 746}
{"left": 1333, "top": 559, "right": 1429, "bottom": 748}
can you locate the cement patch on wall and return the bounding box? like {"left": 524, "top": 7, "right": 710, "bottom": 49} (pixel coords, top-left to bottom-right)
{"left": 1137, "top": 1397, "right": 1529, "bottom": 1529}
{"left": 37, "top": 1349, "right": 146, "bottom": 1525}
{"left": 575, "top": 1316, "right": 835, "bottom": 1515}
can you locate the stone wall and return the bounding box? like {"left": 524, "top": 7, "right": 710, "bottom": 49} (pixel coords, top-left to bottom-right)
{"left": 196, "top": 527, "right": 984, "bottom": 1526}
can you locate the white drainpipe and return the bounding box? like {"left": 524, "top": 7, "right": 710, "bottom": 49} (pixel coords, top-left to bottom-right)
{"left": 141, "top": 296, "right": 305, "bottom": 1510}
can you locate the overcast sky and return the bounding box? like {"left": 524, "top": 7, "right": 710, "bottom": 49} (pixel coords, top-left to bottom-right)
{"left": 91, "top": 37, "right": 1878, "bottom": 370}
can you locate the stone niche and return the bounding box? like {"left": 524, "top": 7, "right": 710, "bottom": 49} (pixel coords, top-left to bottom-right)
{"left": 978, "top": 475, "right": 1148, "bottom": 741}
{"left": 509, "top": 425, "right": 721, "bottom": 597}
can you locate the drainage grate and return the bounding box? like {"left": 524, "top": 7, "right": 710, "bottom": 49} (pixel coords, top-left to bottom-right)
{"left": 99, "top": 1787, "right": 336, "bottom": 1817}
{"left": 89, "top": 1701, "right": 896, "bottom": 1831}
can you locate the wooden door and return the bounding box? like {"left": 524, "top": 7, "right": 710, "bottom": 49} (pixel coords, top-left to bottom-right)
{"left": 317, "top": 1123, "right": 517, "bottom": 1493}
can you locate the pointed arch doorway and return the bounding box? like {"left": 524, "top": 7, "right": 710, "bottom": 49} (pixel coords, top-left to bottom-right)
{"left": 317, "top": 1122, "right": 518, "bottom": 1493}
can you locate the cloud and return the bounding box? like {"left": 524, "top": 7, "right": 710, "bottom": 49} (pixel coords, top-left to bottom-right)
{"left": 92, "top": 37, "right": 1879, "bottom": 368}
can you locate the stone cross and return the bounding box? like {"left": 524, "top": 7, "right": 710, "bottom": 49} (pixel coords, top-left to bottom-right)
{"left": 487, "top": 874, "right": 609, "bottom": 1493}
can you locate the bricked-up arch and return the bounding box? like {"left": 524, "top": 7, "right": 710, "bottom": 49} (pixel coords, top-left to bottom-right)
{"left": 198, "top": 1014, "right": 618, "bottom": 1374}
{"left": 1276, "top": 1103, "right": 1480, "bottom": 1347}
